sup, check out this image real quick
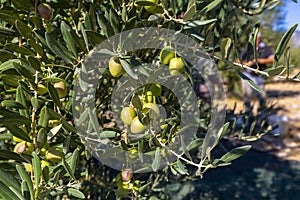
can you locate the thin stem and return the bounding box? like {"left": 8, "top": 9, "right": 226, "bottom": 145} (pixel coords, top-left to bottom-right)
{"left": 213, "top": 55, "right": 300, "bottom": 81}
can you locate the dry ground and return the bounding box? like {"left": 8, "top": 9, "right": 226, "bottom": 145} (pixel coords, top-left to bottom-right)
{"left": 225, "top": 69, "right": 300, "bottom": 161}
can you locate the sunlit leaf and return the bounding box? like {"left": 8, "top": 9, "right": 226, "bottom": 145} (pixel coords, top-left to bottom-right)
{"left": 32, "top": 152, "right": 41, "bottom": 191}
{"left": 183, "top": 4, "right": 196, "bottom": 21}
{"left": 45, "top": 32, "right": 76, "bottom": 64}
{"left": 16, "top": 165, "right": 34, "bottom": 200}
{"left": 219, "top": 145, "right": 251, "bottom": 163}
{"left": 61, "top": 21, "right": 77, "bottom": 57}
{"left": 67, "top": 188, "right": 85, "bottom": 199}
{"left": 273, "top": 24, "right": 298, "bottom": 67}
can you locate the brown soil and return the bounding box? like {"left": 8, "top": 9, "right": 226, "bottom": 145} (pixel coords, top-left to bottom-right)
{"left": 225, "top": 69, "right": 300, "bottom": 161}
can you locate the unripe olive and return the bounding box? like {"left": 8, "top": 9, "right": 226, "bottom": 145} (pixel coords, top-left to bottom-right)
{"left": 120, "top": 107, "right": 136, "bottom": 125}
{"left": 37, "top": 3, "right": 53, "bottom": 20}
{"left": 45, "top": 147, "right": 65, "bottom": 162}
{"left": 109, "top": 57, "right": 125, "bottom": 77}
{"left": 37, "top": 84, "right": 48, "bottom": 95}
{"left": 130, "top": 117, "right": 146, "bottom": 134}
{"left": 160, "top": 46, "right": 175, "bottom": 65}
{"left": 169, "top": 57, "right": 184, "bottom": 76}
{"left": 144, "top": 0, "right": 159, "bottom": 12}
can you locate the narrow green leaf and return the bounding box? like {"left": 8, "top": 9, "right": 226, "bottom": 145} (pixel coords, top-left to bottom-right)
{"left": 1, "top": 100, "right": 26, "bottom": 109}
{"left": 96, "top": 13, "right": 114, "bottom": 37}
{"left": 88, "top": 108, "right": 101, "bottom": 134}
{"left": 135, "top": 0, "right": 158, "bottom": 6}
{"left": 37, "top": 128, "right": 47, "bottom": 149}
{"left": 0, "top": 115, "right": 31, "bottom": 126}
{"left": 45, "top": 32, "right": 76, "bottom": 64}
{"left": 174, "top": 159, "right": 188, "bottom": 175}
{"left": 70, "top": 149, "right": 79, "bottom": 175}
{"left": 0, "top": 150, "right": 28, "bottom": 162}
{"left": 201, "top": 0, "right": 223, "bottom": 12}
{"left": 273, "top": 24, "right": 298, "bottom": 67}
{"left": 0, "top": 182, "right": 21, "bottom": 200}
{"left": 266, "top": 66, "right": 286, "bottom": 76}
{"left": 38, "top": 106, "right": 49, "bottom": 128}
{"left": 0, "top": 59, "right": 21, "bottom": 71}
{"left": 0, "top": 13, "right": 18, "bottom": 25}
{"left": 21, "top": 180, "right": 30, "bottom": 200}
{"left": 0, "top": 27, "right": 18, "bottom": 37}
{"left": 220, "top": 145, "right": 251, "bottom": 163}
{"left": 67, "top": 188, "right": 85, "bottom": 199}
{"left": 61, "top": 21, "right": 77, "bottom": 57}
{"left": 15, "top": 20, "right": 33, "bottom": 39}
{"left": 100, "top": 131, "right": 120, "bottom": 138}
{"left": 79, "top": 22, "right": 89, "bottom": 51}
{"left": 31, "top": 97, "right": 39, "bottom": 111}
{"left": 187, "top": 138, "right": 203, "bottom": 151}
{"left": 284, "top": 46, "right": 291, "bottom": 78}
{"left": 84, "top": 13, "right": 92, "bottom": 30}
{"left": 131, "top": 94, "right": 143, "bottom": 110}
{"left": 5, "top": 44, "right": 34, "bottom": 56}
{"left": 42, "top": 166, "right": 50, "bottom": 184}
{"left": 121, "top": 6, "right": 127, "bottom": 22}
{"left": 27, "top": 56, "right": 41, "bottom": 71}
{"left": 13, "top": 62, "right": 34, "bottom": 80}
{"left": 181, "top": 19, "right": 217, "bottom": 29}
{"left": 109, "top": 8, "right": 121, "bottom": 34}
{"left": 0, "top": 168, "right": 21, "bottom": 191}
{"left": 16, "top": 165, "right": 34, "bottom": 200}
{"left": 0, "top": 49, "right": 15, "bottom": 62}
{"left": 85, "top": 30, "right": 106, "bottom": 45}
{"left": 180, "top": 134, "right": 192, "bottom": 160}
{"left": 152, "top": 147, "right": 161, "bottom": 172}
{"left": 183, "top": 4, "right": 196, "bottom": 21}
{"left": 235, "top": 69, "right": 264, "bottom": 94}
{"left": 32, "top": 152, "right": 41, "bottom": 190}
{"left": 63, "top": 159, "right": 76, "bottom": 180}
{"left": 119, "top": 58, "right": 138, "bottom": 80}
{"left": 47, "top": 83, "right": 61, "bottom": 108}
{"left": 11, "top": 0, "right": 34, "bottom": 11}
{"left": 16, "top": 85, "right": 29, "bottom": 118}
{"left": 0, "top": 133, "right": 12, "bottom": 140}
{"left": 220, "top": 38, "right": 232, "bottom": 59}
{"left": 6, "top": 126, "right": 31, "bottom": 142}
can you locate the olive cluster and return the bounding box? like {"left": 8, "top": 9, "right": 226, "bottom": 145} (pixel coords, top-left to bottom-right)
{"left": 120, "top": 84, "right": 161, "bottom": 134}
{"left": 160, "top": 46, "right": 185, "bottom": 76}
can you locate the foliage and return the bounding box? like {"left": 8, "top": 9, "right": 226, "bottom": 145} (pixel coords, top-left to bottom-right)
{"left": 0, "top": 0, "right": 298, "bottom": 199}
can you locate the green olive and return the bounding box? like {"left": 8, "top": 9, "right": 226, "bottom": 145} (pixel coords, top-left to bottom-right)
{"left": 37, "top": 84, "right": 48, "bottom": 95}
{"left": 169, "top": 57, "right": 184, "bottom": 76}
{"left": 120, "top": 107, "right": 136, "bottom": 125}
{"left": 45, "top": 147, "right": 65, "bottom": 163}
{"left": 160, "top": 46, "right": 175, "bottom": 65}
{"left": 109, "top": 56, "right": 125, "bottom": 77}
{"left": 130, "top": 117, "right": 146, "bottom": 134}
{"left": 144, "top": 0, "right": 159, "bottom": 12}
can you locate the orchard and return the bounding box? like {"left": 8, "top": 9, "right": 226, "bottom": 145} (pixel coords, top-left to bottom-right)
{"left": 0, "top": 0, "right": 298, "bottom": 199}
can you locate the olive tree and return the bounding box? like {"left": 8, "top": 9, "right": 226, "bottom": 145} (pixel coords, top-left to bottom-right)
{"left": 0, "top": 0, "right": 298, "bottom": 199}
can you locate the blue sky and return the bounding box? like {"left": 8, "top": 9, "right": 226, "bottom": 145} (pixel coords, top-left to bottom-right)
{"left": 284, "top": 1, "right": 300, "bottom": 31}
